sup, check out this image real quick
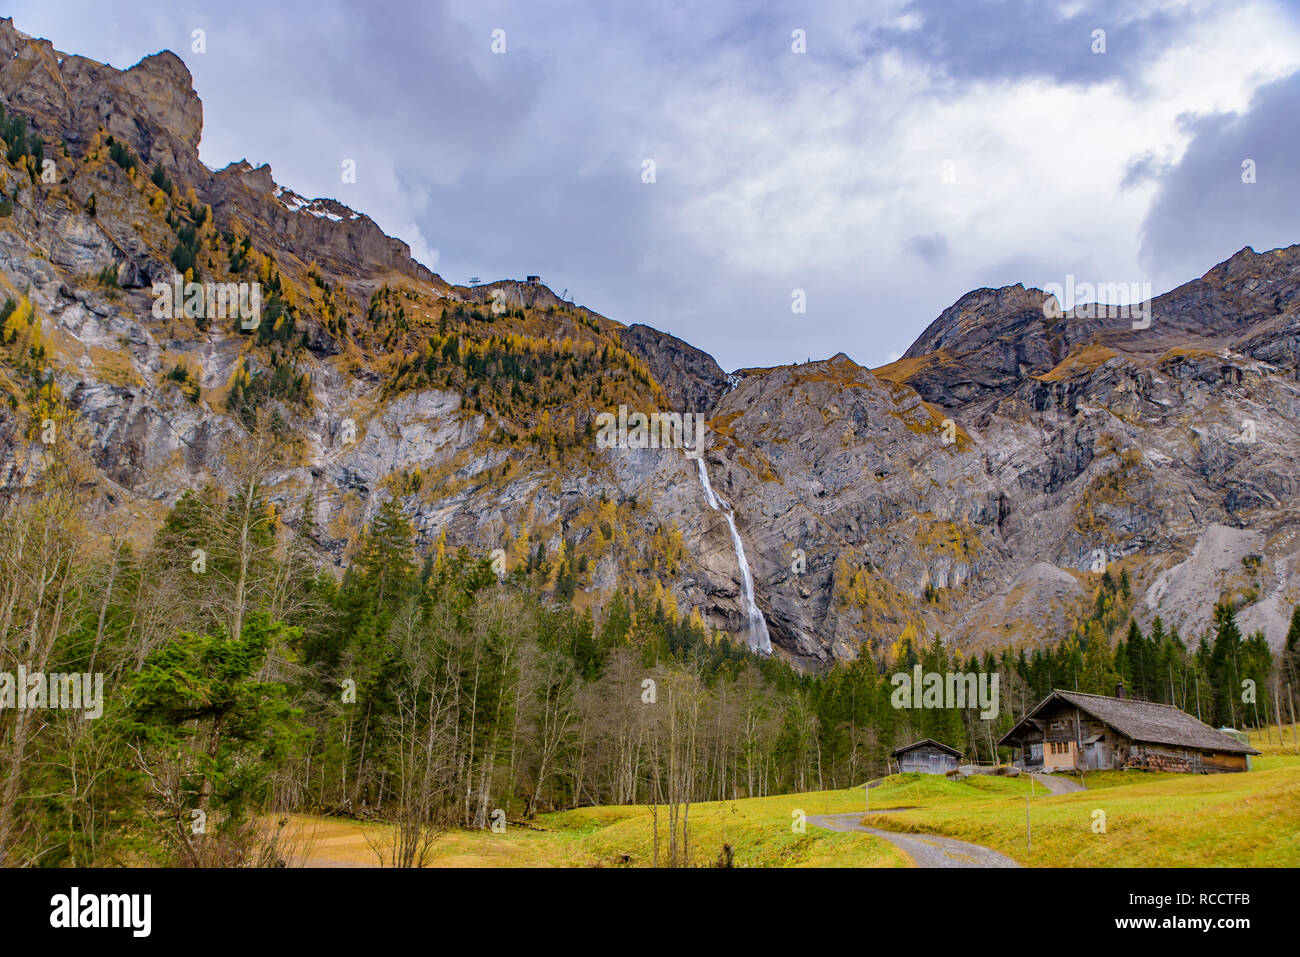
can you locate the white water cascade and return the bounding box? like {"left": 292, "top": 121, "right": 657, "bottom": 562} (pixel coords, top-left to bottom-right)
{"left": 695, "top": 458, "right": 772, "bottom": 654}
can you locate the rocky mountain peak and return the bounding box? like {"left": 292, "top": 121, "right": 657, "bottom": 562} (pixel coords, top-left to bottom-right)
{"left": 618, "top": 323, "right": 728, "bottom": 413}
{"left": 215, "top": 160, "right": 277, "bottom": 195}
{"left": 116, "top": 50, "right": 202, "bottom": 149}
{"left": 904, "top": 283, "right": 1051, "bottom": 360}
{"left": 0, "top": 20, "right": 205, "bottom": 186}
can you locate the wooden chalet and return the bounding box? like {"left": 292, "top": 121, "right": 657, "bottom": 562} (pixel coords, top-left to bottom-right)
{"left": 892, "top": 738, "right": 962, "bottom": 774}
{"left": 999, "top": 687, "right": 1260, "bottom": 773}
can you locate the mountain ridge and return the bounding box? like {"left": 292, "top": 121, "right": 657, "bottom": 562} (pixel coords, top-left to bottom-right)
{"left": 3, "top": 21, "right": 1299, "bottom": 668}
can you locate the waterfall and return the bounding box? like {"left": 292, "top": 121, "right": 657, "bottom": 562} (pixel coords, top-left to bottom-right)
{"left": 695, "top": 458, "right": 772, "bottom": 654}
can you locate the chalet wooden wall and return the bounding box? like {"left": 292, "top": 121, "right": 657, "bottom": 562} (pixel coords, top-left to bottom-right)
{"left": 897, "top": 747, "right": 959, "bottom": 774}
{"left": 1201, "top": 751, "right": 1249, "bottom": 773}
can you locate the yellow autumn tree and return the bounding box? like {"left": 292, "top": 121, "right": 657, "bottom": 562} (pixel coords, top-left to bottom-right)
{"left": 2, "top": 295, "right": 34, "bottom": 346}
{"left": 689, "top": 605, "right": 706, "bottom": 637}
{"left": 597, "top": 497, "right": 617, "bottom": 542}
{"left": 509, "top": 521, "right": 532, "bottom": 569}
{"left": 654, "top": 580, "right": 679, "bottom": 622}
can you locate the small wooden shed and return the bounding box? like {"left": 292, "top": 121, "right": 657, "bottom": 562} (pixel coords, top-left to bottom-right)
{"left": 892, "top": 738, "right": 962, "bottom": 774}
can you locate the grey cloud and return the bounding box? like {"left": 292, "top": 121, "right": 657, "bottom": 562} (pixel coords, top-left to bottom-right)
{"left": 867, "top": 0, "right": 1207, "bottom": 88}
{"left": 1120, "top": 152, "right": 1170, "bottom": 191}
{"left": 905, "top": 232, "right": 950, "bottom": 264}
{"left": 1138, "top": 69, "right": 1300, "bottom": 290}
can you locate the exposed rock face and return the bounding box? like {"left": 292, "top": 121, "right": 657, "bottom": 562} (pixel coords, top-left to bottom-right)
{"left": 0, "top": 20, "right": 205, "bottom": 182}
{"left": 618, "top": 323, "right": 728, "bottom": 414}
{"left": 906, "top": 284, "right": 1057, "bottom": 359}
{"left": 3, "top": 22, "right": 1300, "bottom": 671}
{"left": 892, "top": 247, "right": 1300, "bottom": 420}
{"left": 206, "top": 162, "right": 441, "bottom": 284}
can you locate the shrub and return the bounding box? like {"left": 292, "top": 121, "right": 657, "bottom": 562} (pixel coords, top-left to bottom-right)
{"left": 106, "top": 136, "right": 139, "bottom": 174}
{"left": 170, "top": 224, "right": 200, "bottom": 276}
{"left": 150, "top": 163, "right": 172, "bottom": 194}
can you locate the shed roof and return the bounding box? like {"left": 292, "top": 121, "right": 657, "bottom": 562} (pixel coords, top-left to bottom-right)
{"left": 999, "top": 690, "right": 1259, "bottom": 755}
{"left": 891, "top": 738, "right": 962, "bottom": 757}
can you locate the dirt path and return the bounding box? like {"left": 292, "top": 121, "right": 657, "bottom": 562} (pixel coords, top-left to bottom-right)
{"left": 1029, "top": 772, "right": 1086, "bottom": 794}
{"left": 806, "top": 812, "right": 1020, "bottom": 868}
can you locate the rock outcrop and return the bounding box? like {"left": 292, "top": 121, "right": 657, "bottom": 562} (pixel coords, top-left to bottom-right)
{"left": 618, "top": 323, "right": 729, "bottom": 414}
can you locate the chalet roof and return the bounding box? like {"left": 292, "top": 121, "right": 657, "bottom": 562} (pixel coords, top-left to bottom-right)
{"left": 999, "top": 690, "right": 1260, "bottom": 755}
{"left": 891, "top": 738, "right": 962, "bottom": 757}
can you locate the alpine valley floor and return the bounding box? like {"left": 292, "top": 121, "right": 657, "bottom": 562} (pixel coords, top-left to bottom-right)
{"left": 287, "top": 727, "right": 1300, "bottom": 868}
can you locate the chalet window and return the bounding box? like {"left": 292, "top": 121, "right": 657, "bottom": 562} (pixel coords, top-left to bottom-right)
{"left": 1030, "top": 743, "right": 1042, "bottom": 759}
{"left": 1049, "top": 720, "right": 1067, "bottom": 731}
{"left": 1049, "top": 741, "right": 1071, "bottom": 755}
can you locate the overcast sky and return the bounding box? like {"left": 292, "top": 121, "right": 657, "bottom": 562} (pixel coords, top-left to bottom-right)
{"left": 13, "top": 0, "right": 1300, "bottom": 370}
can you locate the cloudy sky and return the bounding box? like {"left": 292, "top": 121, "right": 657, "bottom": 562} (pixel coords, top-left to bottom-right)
{"left": 13, "top": 0, "right": 1300, "bottom": 370}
